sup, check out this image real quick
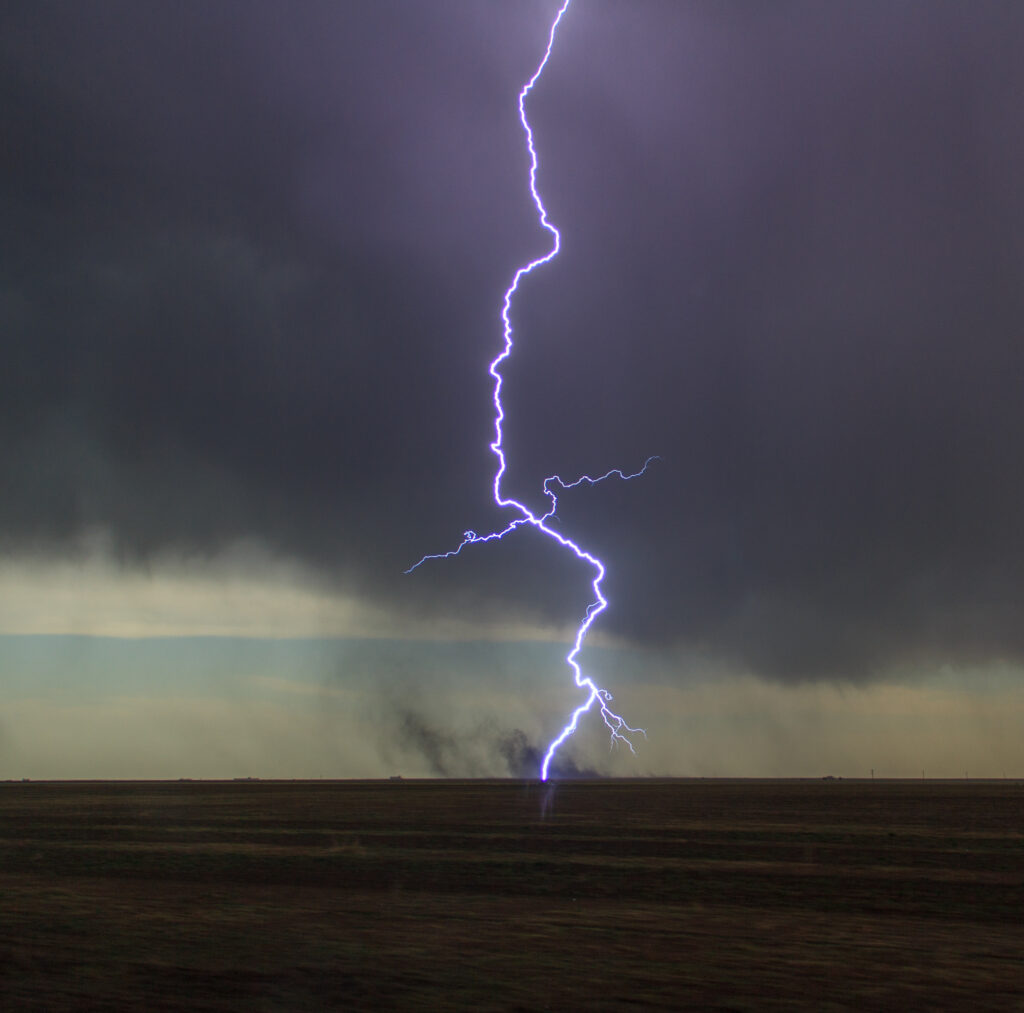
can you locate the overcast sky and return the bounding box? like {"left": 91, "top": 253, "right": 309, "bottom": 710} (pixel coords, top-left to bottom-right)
{"left": 2, "top": 1, "right": 1023, "bottom": 778}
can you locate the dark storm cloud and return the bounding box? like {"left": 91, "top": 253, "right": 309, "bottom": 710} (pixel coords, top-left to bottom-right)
{"left": 3, "top": 2, "right": 1024, "bottom": 681}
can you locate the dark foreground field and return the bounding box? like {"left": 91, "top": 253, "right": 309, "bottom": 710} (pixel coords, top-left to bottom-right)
{"left": 1, "top": 779, "right": 1023, "bottom": 1010}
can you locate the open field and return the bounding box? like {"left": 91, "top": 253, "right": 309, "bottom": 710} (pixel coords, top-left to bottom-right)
{"left": 1, "top": 778, "right": 1023, "bottom": 1010}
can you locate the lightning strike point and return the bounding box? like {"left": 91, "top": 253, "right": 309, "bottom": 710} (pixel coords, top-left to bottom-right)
{"left": 407, "top": 0, "right": 654, "bottom": 781}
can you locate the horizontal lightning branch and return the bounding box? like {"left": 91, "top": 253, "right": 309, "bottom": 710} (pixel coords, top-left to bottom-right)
{"left": 407, "top": 0, "right": 654, "bottom": 781}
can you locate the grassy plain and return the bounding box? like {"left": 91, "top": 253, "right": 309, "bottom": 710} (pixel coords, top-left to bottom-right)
{"left": 1, "top": 778, "right": 1022, "bottom": 1010}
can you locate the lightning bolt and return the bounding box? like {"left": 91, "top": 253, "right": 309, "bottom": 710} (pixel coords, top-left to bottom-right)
{"left": 408, "top": 0, "right": 654, "bottom": 781}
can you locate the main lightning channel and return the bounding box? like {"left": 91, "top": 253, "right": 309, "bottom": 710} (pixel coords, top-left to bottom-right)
{"left": 407, "top": 0, "right": 652, "bottom": 781}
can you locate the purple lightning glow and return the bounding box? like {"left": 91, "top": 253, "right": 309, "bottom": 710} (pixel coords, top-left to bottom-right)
{"left": 407, "top": 0, "right": 653, "bottom": 781}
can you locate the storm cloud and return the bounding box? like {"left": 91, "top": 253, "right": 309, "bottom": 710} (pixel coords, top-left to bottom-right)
{"left": 3, "top": 1, "right": 1024, "bottom": 683}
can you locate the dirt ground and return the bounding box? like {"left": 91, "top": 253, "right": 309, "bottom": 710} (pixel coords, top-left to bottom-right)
{"left": 1, "top": 778, "right": 1022, "bottom": 1010}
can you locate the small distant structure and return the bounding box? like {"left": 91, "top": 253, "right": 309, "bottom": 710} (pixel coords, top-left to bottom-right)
{"left": 821, "top": 775, "right": 842, "bottom": 781}
{"left": 232, "top": 776, "right": 260, "bottom": 782}
{"left": 389, "top": 775, "right": 404, "bottom": 782}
